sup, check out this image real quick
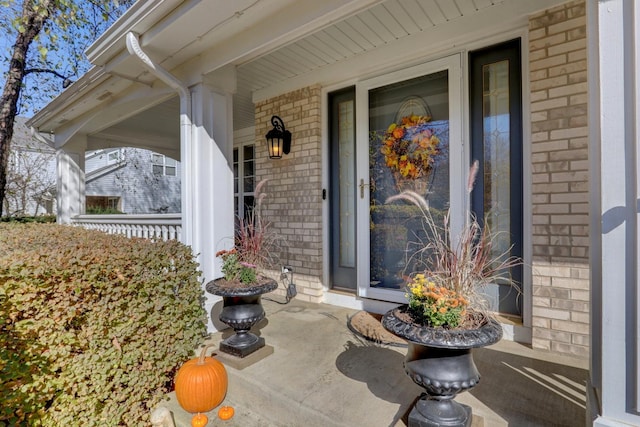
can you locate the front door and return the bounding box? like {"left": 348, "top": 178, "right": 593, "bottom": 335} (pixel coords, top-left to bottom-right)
{"left": 356, "top": 55, "right": 464, "bottom": 303}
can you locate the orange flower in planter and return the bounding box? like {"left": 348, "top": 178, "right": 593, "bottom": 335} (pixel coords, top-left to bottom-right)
{"left": 406, "top": 274, "right": 468, "bottom": 328}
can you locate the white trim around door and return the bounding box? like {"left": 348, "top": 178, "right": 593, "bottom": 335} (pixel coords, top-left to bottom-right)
{"left": 355, "top": 53, "right": 465, "bottom": 303}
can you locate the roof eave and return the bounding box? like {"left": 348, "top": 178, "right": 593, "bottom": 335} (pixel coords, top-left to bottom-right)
{"left": 27, "top": 66, "right": 111, "bottom": 131}
{"left": 84, "top": 0, "right": 183, "bottom": 66}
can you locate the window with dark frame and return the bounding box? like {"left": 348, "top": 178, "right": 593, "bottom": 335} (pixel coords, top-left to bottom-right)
{"left": 469, "top": 38, "right": 523, "bottom": 316}
{"left": 233, "top": 144, "right": 255, "bottom": 222}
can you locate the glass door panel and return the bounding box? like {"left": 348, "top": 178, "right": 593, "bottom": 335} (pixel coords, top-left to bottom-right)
{"left": 369, "top": 71, "right": 450, "bottom": 289}
{"left": 482, "top": 60, "right": 512, "bottom": 263}
{"left": 356, "top": 55, "right": 463, "bottom": 302}
{"left": 470, "top": 39, "right": 523, "bottom": 316}
{"left": 329, "top": 87, "right": 357, "bottom": 290}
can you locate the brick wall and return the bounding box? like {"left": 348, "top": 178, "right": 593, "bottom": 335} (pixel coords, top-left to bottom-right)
{"left": 529, "top": 0, "right": 589, "bottom": 357}
{"left": 254, "top": 85, "right": 324, "bottom": 302}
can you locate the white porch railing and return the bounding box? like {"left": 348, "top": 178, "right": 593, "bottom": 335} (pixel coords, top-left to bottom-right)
{"left": 71, "top": 214, "right": 182, "bottom": 241}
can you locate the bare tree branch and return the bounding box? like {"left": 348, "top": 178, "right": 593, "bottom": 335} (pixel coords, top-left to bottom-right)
{"left": 24, "top": 68, "right": 73, "bottom": 87}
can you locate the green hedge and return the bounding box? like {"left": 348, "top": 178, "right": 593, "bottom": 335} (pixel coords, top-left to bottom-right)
{"left": 0, "top": 215, "right": 56, "bottom": 223}
{"left": 0, "top": 224, "right": 207, "bottom": 426}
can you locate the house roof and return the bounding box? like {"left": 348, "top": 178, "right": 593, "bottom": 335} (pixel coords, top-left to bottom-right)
{"left": 28, "top": 0, "right": 566, "bottom": 148}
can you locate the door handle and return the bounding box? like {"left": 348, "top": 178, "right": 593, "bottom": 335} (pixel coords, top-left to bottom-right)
{"left": 359, "top": 179, "right": 369, "bottom": 199}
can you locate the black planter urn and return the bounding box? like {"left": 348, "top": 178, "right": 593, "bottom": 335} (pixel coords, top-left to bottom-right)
{"left": 205, "top": 278, "right": 278, "bottom": 358}
{"left": 382, "top": 305, "right": 502, "bottom": 427}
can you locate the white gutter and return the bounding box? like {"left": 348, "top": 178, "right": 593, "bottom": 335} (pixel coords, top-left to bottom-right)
{"left": 125, "top": 31, "right": 194, "bottom": 245}
{"left": 125, "top": 32, "right": 189, "bottom": 103}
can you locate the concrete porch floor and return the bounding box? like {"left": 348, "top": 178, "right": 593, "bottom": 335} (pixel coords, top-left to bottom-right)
{"left": 157, "top": 298, "right": 589, "bottom": 427}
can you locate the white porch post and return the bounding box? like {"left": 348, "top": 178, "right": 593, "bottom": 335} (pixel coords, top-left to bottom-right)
{"left": 56, "top": 137, "right": 86, "bottom": 224}
{"left": 588, "top": 1, "right": 640, "bottom": 425}
{"left": 184, "top": 82, "right": 235, "bottom": 332}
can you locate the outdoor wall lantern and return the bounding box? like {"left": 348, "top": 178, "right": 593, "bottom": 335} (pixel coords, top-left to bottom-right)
{"left": 265, "top": 115, "right": 291, "bottom": 159}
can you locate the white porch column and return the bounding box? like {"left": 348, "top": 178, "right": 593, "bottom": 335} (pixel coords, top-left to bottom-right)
{"left": 588, "top": 1, "right": 640, "bottom": 425}
{"left": 184, "top": 82, "right": 235, "bottom": 331}
{"left": 56, "top": 137, "right": 86, "bottom": 224}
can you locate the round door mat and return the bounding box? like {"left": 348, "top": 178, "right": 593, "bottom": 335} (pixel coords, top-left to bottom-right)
{"left": 347, "top": 311, "right": 407, "bottom": 347}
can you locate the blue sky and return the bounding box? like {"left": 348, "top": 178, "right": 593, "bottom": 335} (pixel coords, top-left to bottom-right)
{"left": 0, "top": 1, "right": 131, "bottom": 118}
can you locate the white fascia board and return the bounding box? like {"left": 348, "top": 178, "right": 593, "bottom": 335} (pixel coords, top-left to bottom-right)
{"left": 85, "top": 0, "right": 183, "bottom": 66}
{"left": 26, "top": 66, "right": 110, "bottom": 130}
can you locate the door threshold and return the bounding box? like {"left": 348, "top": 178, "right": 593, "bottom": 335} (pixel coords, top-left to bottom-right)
{"left": 323, "top": 289, "right": 362, "bottom": 311}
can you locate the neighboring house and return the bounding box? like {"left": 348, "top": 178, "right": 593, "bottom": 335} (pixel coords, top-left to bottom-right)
{"left": 85, "top": 148, "right": 181, "bottom": 214}
{"left": 26, "top": 1, "right": 639, "bottom": 425}
{"left": 3, "top": 116, "right": 56, "bottom": 216}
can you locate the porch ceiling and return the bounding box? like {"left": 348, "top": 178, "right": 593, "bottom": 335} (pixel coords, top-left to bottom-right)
{"left": 234, "top": 0, "right": 502, "bottom": 129}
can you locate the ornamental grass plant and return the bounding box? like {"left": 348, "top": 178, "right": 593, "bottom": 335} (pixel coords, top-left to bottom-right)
{"left": 386, "top": 162, "right": 521, "bottom": 329}
{"left": 216, "top": 179, "right": 285, "bottom": 286}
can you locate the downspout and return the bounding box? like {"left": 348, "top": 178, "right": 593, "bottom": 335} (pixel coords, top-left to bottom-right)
{"left": 125, "top": 32, "right": 194, "bottom": 245}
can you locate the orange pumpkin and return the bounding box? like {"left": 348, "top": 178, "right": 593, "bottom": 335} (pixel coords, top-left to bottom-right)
{"left": 191, "top": 413, "right": 208, "bottom": 427}
{"left": 175, "top": 344, "right": 228, "bottom": 414}
{"left": 218, "top": 405, "right": 235, "bottom": 420}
